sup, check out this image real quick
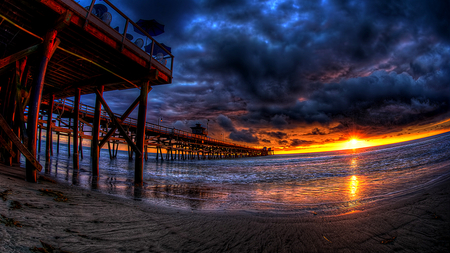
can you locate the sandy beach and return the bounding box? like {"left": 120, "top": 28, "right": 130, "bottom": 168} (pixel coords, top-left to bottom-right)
{"left": 1, "top": 163, "right": 449, "bottom": 253}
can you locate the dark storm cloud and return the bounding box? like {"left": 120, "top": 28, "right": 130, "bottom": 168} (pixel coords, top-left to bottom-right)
{"left": 217, "top": 114, "right": 235, "bottom": 132}
{"left": 307, "top": 128, "right": 327, "bottom": 135}
{"left": 94, "top": 0, "right": 450, "bottom": 144}
{"left": 290, "top": 139, "right": 315, "bottom": 147}
{"left": 230, "top": 129, "right": 259, "bottom": 143}
{"left": 163, "top": 0, "right": 449, "bottom": 135}
{"left": 217, "top": 114, "right": 258, "bottom": 143}
{"left": 261, "top": 131, "right": 288, "bottom": 140}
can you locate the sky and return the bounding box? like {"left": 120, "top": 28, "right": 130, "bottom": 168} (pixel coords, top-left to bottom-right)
{"left": 79, "top": 0, "right": 450, "bottom": 153}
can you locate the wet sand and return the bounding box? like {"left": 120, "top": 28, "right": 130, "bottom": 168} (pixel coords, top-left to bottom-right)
{"left": 1, "top": 163, "right": 449, "bottom": 253}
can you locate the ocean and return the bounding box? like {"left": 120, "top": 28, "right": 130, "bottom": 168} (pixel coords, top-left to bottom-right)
{"left": 33, "top": 131, "right": 450, "bottom": 213}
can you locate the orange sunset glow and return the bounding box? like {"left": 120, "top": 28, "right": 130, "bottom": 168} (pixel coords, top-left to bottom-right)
{"left": 272, "top": 117, "right": 450, "bottom": 154}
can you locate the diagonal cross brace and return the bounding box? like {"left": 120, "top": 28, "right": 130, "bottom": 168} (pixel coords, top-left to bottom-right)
{"left": 94, "top": 89, "right": 141, "bottom": 156}
{"left": 0, "top": 114, "right": 42, "bottom": 171}
{"left": 98, "top": 87, "right": 152, "bottom": 148}
{"left": 0, "top": 44, "right": 41, "bottom": 70}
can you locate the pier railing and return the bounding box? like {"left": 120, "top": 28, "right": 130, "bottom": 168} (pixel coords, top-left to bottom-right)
{"left": 53, "top": 99, "right": 258, "bottom": 150}
{"left": 77, "top": 0, "right": 174, "bottom": 78}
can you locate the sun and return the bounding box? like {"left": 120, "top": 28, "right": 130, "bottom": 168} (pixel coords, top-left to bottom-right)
{"left": 348, "top": 138, "right": 362, "bottom": 149}
{"left": 346, "top": 137, "right": 371, "bottom": 150}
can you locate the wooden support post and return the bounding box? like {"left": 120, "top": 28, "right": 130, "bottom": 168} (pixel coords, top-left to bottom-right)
{"left": 26, "top": 29, "right": 58, "bottom": 182}
{"left": 0, "top": 134, "right": 16, "bottom": 160}
{"left": 73, "top": 88, "right": 80, "bottom": 170}
{"left": 2, "top": 66, "right": 16, "bottom": 165}
{"left": 45, "top": 94, "right": 54, "bottom": 166}
{"left": 56, "top": 120, "right": 61, "bottom": 154}
{"left": 108, "top": 141, "right": 113, "bottom": 159}
{"left": 144, "top": 144, "right": 148, "bottom": 161}
{"left": 38, "top": 116, "right": 42, "bottom": 154}
{"left": 91, "top": 85, "right": 103, "bottom": 176}
{"left": 10, "top": 58, "right": 27, "bottom": 164}
{"left": 135, "top": 80, "right": 149, "bottom": 185}
{"left": 68, "top": 118, "right": 71, "bottom": 157}
{"left": 127, "top": 129, "right": 133, "bottom": 160}
{"left": 79, "top": 122, "right": 83, "bottom": 159}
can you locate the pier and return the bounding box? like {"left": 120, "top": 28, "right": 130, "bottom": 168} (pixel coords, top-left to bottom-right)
{"left": 0, "top": 0, "right": 273, "bottom": 184}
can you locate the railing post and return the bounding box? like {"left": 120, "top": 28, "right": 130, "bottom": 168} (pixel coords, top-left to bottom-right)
{"left": 84, "top": 0, "right": 97, "bottom": 29}
{"left": 149, "top": 40, "right": 155, "bottom": 68}
{"left": 120, "top": 18, "right": 130, "bottom": 52}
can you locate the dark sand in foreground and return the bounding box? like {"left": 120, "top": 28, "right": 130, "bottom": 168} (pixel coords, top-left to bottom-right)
{"left": 1, "top": 163, "right": 449, "bottom": 252}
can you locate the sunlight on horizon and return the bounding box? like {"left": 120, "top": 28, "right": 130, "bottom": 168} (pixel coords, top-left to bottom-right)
{"left": 276, "top": 128, "right": 450, "bottom": 155}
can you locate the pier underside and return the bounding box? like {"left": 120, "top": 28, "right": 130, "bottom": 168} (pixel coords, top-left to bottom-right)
{"left": 0, "top": 0, "right": 272, "bottom": 184}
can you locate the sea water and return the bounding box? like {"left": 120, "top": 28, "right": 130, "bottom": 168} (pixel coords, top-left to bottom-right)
{"left": 32, "top": 131, "right": 450, "bottom": 213}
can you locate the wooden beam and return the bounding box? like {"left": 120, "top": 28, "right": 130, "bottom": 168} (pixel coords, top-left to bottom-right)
{"left": 135, "top": 80, "right": 150, "bottom": 184}
{"left": 54, "top": 10, "right": 73, "bottom": 31}
{"left": 0, "top": 114, "right": 42, "bottom": 172}
{"left": 94, "top": 89, "right": 141, "bottom": 156}
{"left": 0, "top": 44, "right": 40, "bottom": 70}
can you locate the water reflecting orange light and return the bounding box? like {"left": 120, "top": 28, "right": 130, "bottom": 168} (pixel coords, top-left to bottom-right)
{"left": 349, "top": 175, "right": 359, "bottom": 198}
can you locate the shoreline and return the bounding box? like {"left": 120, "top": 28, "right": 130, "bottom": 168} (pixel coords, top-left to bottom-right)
{"left": 1, "top": 163, "right": 449, "bottom": 252}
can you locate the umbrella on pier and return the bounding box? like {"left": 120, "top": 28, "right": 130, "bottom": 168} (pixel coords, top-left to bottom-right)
{"left": 144, "top": 43, "right": 171, "bottom": 55}
{"left": 134, "top": 19, "right": 165, "bottom": 37}
{"left": 92, "top": 4, "right": 108, "bottom": 17}
{"left": 114, "top": 26, "right": 133, "bottom": 40}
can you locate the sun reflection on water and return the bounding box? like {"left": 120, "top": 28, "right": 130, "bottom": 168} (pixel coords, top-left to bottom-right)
{"left": 348, "top": 156, "right": 360, "bottom": 201}
{"left": 349, "top": 175, "right": 359, "bottom": 198}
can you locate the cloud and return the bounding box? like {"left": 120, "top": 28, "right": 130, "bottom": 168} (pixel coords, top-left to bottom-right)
{"left": 308, "top": 128, "right": 327, "bottom": 135}
{"left": 217, "top": 114, "right": 258, "bottom": 143}
{"left": 229, "top": 129, "right": 259, "bottom": 143}
{"left": 290, "top": 139, "right": 315, "bottom": 147}
{"left": 262, "top": 131, "right": 288, "bottom": 140}
{"left": 81, "top": 0, "right": 450, "bottom": 148}
{"left": 217, "top": 114, "right": 235, "bottom": 132}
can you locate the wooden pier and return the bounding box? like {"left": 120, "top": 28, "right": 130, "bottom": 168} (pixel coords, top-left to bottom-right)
{"left": 39, "top": 98, "right": 272, "bottom": 161}
{"left": 0, "top": 0, "right": 272, "bottom": 184}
